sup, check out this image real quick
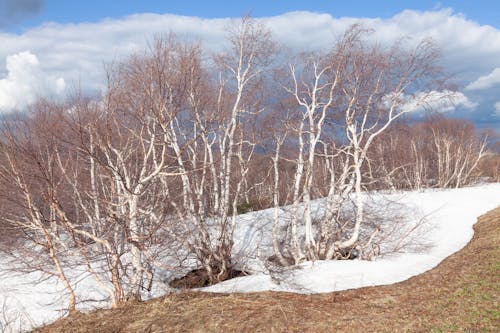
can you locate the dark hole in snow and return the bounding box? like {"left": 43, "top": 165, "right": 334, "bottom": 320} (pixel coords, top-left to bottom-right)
{"left": 267, "top": 247, "right": 360, "bottom": 266}
{"left": 337, "top": 247, "right": 360, "bottom": 260}
{"left": 169, "top": 268, "right": 249, "bottom": 289}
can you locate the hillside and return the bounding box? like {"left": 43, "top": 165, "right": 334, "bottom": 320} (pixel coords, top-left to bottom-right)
{"left": 36, "top": 206, "right": 500, "bottom": 332}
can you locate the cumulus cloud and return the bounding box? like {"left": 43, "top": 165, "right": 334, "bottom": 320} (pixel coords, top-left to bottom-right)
{"left": 465, "top": 67, "right": 500, "bottom": 91}
{"left": 397, "top": 90, "right": 478, "bottom": 113}
{"left": 0, "top": 9, "right": 497, "bottom": 86}
{"left": 0, "top": 51, "right": 65, "bottom": 112}
{"left": 0, "top": 8, "right": 499, "bottom": 128}
{"left": 0, "top": 9, "right": 498, "bottom": 91}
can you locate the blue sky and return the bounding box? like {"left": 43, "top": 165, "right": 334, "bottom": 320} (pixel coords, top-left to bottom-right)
{"left": 3, "top": 0, "right": 499, "bottom": 32}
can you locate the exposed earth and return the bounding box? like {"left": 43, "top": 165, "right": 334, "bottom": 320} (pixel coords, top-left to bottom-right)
{"left": 35, "top": 207, "right": 500, "bottom": 332}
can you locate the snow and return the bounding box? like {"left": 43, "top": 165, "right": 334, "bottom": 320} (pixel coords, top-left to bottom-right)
{"left": 1, "top": 183, "right": 499, "bottom": 331}
{"left": 202, "top": 183, "right": 500, "bottom": 293}
{"left": 0, "top": 265, "right": 108, "bottom": 332}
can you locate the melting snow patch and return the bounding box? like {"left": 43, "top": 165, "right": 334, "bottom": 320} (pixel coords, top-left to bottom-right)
{"left": 0, "top": 183, "right": 499, "bottom": 330}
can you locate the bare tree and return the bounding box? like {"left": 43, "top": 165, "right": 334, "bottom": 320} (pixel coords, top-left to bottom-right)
{"left": 369, "top": 115, "right": 488, "bottom": 189}
{"left": 0, "top": 102, "right": 77, "bottom": 312}
{"left": 479, "top": 133, "right": 500, "bottom": 182}
{"left": 1, "top": 19, "right": 482, "bottom": 315}
{"left": 426, "top": 116, "right": 487, "bottom": 188}
{"left": 171, "top": 17, "right": 276, "bottom": 284}
{"left": 69, "top": 36, "right": 194, "bottom": 301}
{"left": 271, "top": 25, "right": 447, "bottom": 264}
{"left": 0, "top": 35, "right": 198, "bottom": 307}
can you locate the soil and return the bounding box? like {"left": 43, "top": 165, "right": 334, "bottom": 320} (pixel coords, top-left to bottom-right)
{"left": 169, "top": 268, "right": 248, "bottom": 289}
{"left": 34, "top": 206, "right": 500, "bottom": 332}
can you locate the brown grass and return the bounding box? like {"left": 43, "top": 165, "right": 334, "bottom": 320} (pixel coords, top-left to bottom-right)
{"left": 35, "top": 207, "right": 500, "bottom": 333}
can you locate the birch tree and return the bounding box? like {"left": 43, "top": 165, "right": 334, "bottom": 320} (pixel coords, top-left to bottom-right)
{"left": 173, "top": 17, "right": 275, "bottom": 284}
{"left": 0, "top": 103, "right": 78, "bottom": 312}
{"left": 272, "top": 25, "right": 447, "bottom": 263}
{"left": 73, "top": 36, "right": 192, "bottom": 300}
{"left": 369, "top": 116, "right": 488, "bottom": 189}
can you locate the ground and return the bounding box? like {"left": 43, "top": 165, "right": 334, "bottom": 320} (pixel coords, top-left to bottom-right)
{"left": 35, "top": 206, "right": 500, "bottom": 332}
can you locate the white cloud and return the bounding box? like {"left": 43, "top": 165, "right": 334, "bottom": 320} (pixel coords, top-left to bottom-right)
{"left": 494, "top": 101, "right": 500, "bottom": 117}
{"left": 465, "top": 67, "right": 500, "bottom": 90}
{"left": 441, "top": 91, "right": 478, "bottom": 111}
{"left": 0, "top": 9, "right": 498, "bottom": 126}
{"left": 0, "top": 9, "right": 499, "bottom": 92}
{"left": 396, "top": 90, "right": 478, "bottom": 113}
{"left": 0, "top": 51, "right": 65, "bottom": 112}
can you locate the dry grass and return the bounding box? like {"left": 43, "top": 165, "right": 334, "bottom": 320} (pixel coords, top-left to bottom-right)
{"left": 35, "top": 207, "right": 500, "bottom": 333}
